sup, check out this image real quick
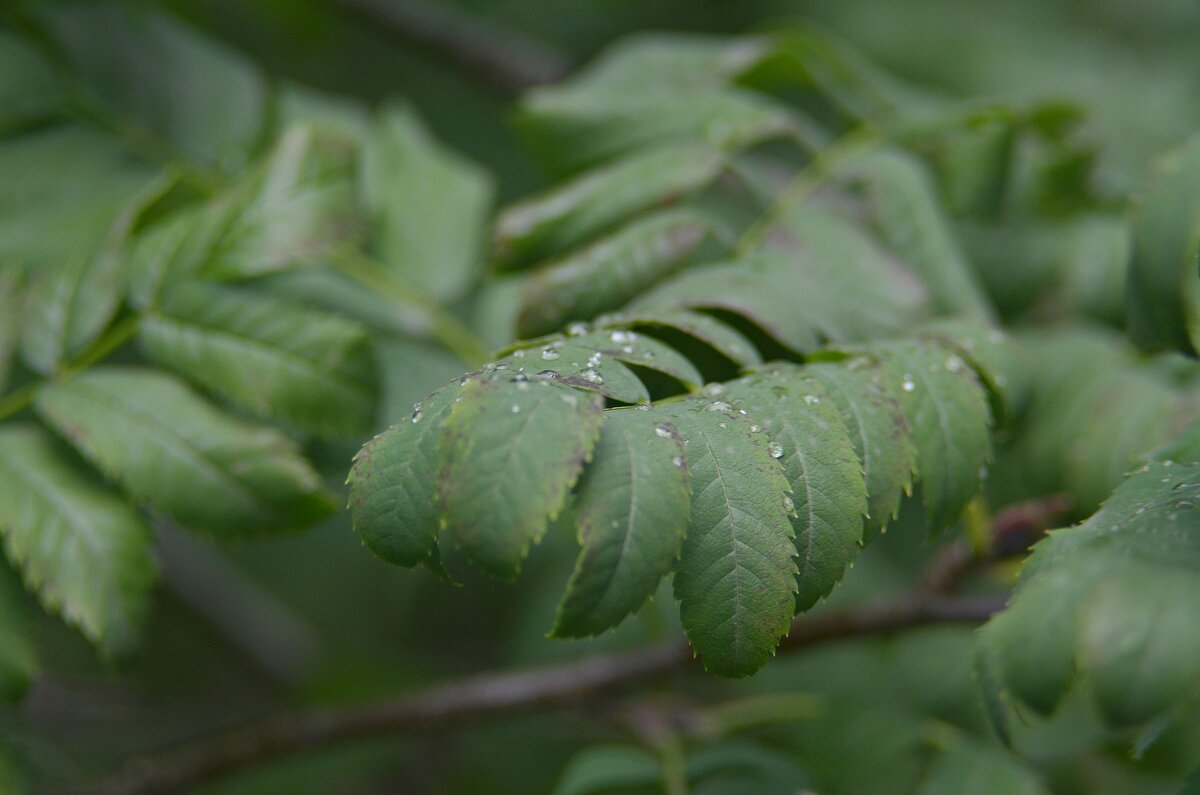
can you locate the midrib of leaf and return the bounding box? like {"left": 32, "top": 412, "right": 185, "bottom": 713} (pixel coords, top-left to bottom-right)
{"left": 50, "top": 377, "right": 269, "bottom": 519}
{"left": 585, "top": 425, "right": 647, "bottom": 610}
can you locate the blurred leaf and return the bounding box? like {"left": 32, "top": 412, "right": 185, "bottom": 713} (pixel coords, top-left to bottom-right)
{"left": 918, "top": 740, "right": 1050, "bottom": 795}
{"left": 33, "top": 1, "right": 267, "bottom": 168}
{"left": 440, "top": 375, "right": 604, "bottom": 580}
{"left": 552, "top": 744, "right": 659, "bottom": 795}
{"left": 553, "top": 408, "right": 689, "bottom": 637}
{"left": 0, "top": 424, "right": 154, "bottom": 657}
{"left": 138, "top": 283, "right": 375, "bottom": 436}
{"left": 204, "top": 125, "right": 364, "bottom": 279}
{"left": 981, "top": 459, "right": 1200, "bottom": 726}
{"left": 19, "top": 253, "right": 122, "bottom": 375}
{"left": 1127, "top": 134, "right": 1200, "bottom": 352}
{"left": 363, "top": 104, "right": 493, "bottom": 300}
{"left": 0, "top": 268, "right": 21, "bottom": 395}
{"left": 516, "top": 209, "right": 718, "bottom": 338}
{"left": 494, "top": 144, "right": 725, "bottom": 270}
{"left": 0, "top": 561, "right": 37, "bottom": 702}
{"left": 657, "top": 400, "right": 796, "bottom": 677}
{"left": 36, "top": 367, "right": 333, "bottom": 538}
{"left": 0, "top": 29, "right": 63, "bottom": 135}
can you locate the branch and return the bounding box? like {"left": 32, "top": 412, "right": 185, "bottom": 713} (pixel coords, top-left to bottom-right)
{"left": 64, "top": 592, "right": 1002, "bottom": 795}
{"left": 922, "top": 493, "right": 1073, "bottom": 594}
{"left": 331, "top": 0, "right": 571, "bottom": 96}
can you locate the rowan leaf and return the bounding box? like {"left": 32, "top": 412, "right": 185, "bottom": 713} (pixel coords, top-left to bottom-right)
{"left": 440, "top": 375, "right": 604, "bottom": 580}
{"left": 349, "top": 381, "right": 461, "bottom": 568}
{"left": 494, "top": 144, "right": 725, "bottom": 270}
{"left": 0, "top": 562, "right": 37, "bottom": 702}
{"left": 659, "top": 400, "right": 796, "bottom": 677}
{"left": 515, "top": 209, "right": 716, "bottom": 338}
{"left": 724, "top": 367, "right": 867, "bottom": 610}
{"left": 35, "top": 367, "right": 333, "bottom": 538}
{"left": 552, "top": 408, "right": 690, "bottom": 637}
{"left": 0, "top": 424, "right": 155, "bottom": 658}
{"left": 363, "top": 104, "right": 492, "bottom": 300}
{"left": 19, "top": 254, "right": 122, "bottom": 375}
{"left": 138, "top": 283, "right": 375, "bottom": 436}
{"left": 803, "top": 360, "right": 915, "bottom": 537}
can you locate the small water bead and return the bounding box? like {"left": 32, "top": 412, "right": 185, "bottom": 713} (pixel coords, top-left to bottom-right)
{"left": 566, "top": 322, "right": 590, "bottom": 336}
{"left": 767, "top": 442, "right": 784, "bottom": 459}
{"left": 635, "top": 404, "right": 651, "bottom": 411}
{"left": 703, "top": 383, "right": 727, "bottom": 397}
{"left": 672, "top": 455, "right": 685, "bottom": 468}
{"left": 511, "top": 404, "right": 521, "bottom": 414}
{"left": 782, "top": 495, "right": 795, "bottom": 513}
{"left": 945, "top": 355, "right": 965, "bottom": 373}
{"left": 803, "top": 394, "right": 820, "bottom": 405}
{"left": 708, "top": 400, "right": 732, "bottom": 412}
{"left": 718, "top": 422, "right": 727, "bottom": 429}
{"left": 512, "top": 349, "right": 526, "bottom": 358}
{"left": 586, "top": 352, "right": 602, "bottom": 368}
{"left": 750, "top": 424, "right": 761, "bottom": 433}
{"left": 582, "top": 369, "right": 604, "bottom": 384}
{"left": 621, "top": 345, "right": 634, "bottom": 354}
{"left": 541, "top": 347, "right": 561, "bottom": 361}
{"left": 460, "top": 375, "right": 472, "bottom": 386}
{"left": 610, "top": 330, "right": 638, "bottom": 343}
{"left": 655, "top": 425, "right": 672, "bottom": 438}
{"left": 901, "top": 374, "right": 915, "bottom": 392}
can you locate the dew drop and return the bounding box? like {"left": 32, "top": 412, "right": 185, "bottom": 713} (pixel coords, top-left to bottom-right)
{"left": 945, "top": 355, "right": 965, "bottom": 373}
{"left": 803, "top": 394, "right": 819, "bottom": 405}
{"left": 703, "top": 383, "right": 727, "bottom": 397}
{"left": 750, "top": 424, "right": 761, "bottom": 433}
{"left": 566, "top": 322, "right": 590, "bottom": 336}
{"left": 586, "top": 352, "right": 602, "bottom": 368}
{"left": 621, "top": 345, "right": 634, "bottom": 354}
{"left": 655, "top": 425, "right": 672, "bottom": 438}
{"left": 582, "top": 369, "right": 604, "bottom": 384}
{"left": 610, "top": 330, "right": 637, "bottom": 343}
{"left": 511, "top": 404, "right": 521, "bottom": 414}
{"left": 672, "top": 455, "right": 685, "bottom": 468}
{"left": 541, "top": 347, "right": 561, "bottom": 361}
{"left": 901, "top": 374, "right": 915, "bottom": 392}
{"left": 512, "top": 348, "right": 526, "bottom": 358}
{"left": 782, "top": 494, "right": 795, "bottom": 513}
{"left": 708, "top": 400, "right": 731, "bottom": 412}
{"left": 768, "top": 442, "right": 784, "bottom": 459}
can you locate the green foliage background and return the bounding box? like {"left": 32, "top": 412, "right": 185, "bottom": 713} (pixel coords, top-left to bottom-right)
{"left": 1, "top": 1, "right": 1200, "bottom": 793}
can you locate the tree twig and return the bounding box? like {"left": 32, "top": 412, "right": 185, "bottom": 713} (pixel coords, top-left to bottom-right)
{"left": 62, "top": 592, "right": 1002, "bottom": 795}
{"left": 921, "top": 493, "right": 1073, "bottom": 594}
{"left": 331, "top": 0, "right": 571, "bottom": 96}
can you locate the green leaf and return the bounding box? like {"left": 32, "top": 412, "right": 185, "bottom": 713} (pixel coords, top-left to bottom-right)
{"left": 0, "top": 562, "right": 37, "bottom": 702}
{"left": 0, "top": 269, "right": 21, "bottom": 395}
{"left": 0, "top": 424, "right": 155, "bottom": 657}
{"left": 915, "top": 319, "right": 1024, "bottom": 423}
{"left": 1127, "top": 134, "right": 1200, "bottom": 352}
{"left": 494, "top": 144, "right": 725, "bottom": 270}
{"left": 752, "top": 206, "right": 929, "bottom": 342}
{"left": 864, "top": 340, "right": 993, "bottom": 531}
{"left": 517, "top": 85, "right": 813, "bottom": 176}
{"left": 204, "top": 125, "right": 363, "bottom": 279}
{"left": 633, "top": 262, "right": 820, "bottom": 354}
{"left": 138, "top": 283, "right": 375, "bottom": 436}
{"left": 363, "top": 104, "right": 493, "bottom": 300}
{"left": 919, "top": 741, "right": 1050, "bottom": 795}
{"left": 658, "top": 400, "right": 796, "bottom": 677}
{"left": 803, "top": 360, "right": 915, "bottom": 537}
{"left": 602, "top": 309, "right": 763, "bottom": 368}
{"left": 552, "top": 745, "right": 660, "bottom": 795}
{"left": 0, "top": 126, "right": 157, "bottom": 266}
{"left": 440, "top": 375, "right": 604, "bottom": 579}
{"left": 349, "top": 381, "right": 461, "bottom": 568}
{"left": 19, "top": 253, "right": 122, "bottom": 375}
{"left": 506, "top": 328, "right": 702, "bottom": 404}
{"left": 123, "top": 204, "right": 228, "bottom": 311}
{"left": 35, "top": 367, "right": 333, "bottom": 538}
{"left": 836, "top": 148, "right": 994, "bottom": 321}
{"left": 724, "top": 368, "right": 867, "bottom": 611}
{"left": 515, "top": 209, "right": 717, "bottom": 338}
{"left": 552, "top": 408, "right": 690, "bottom": 637}
{"left": 980, "top": 460, "right": 1200, "bottom": 726}
{"left": 34, "top": 3, "right": 267, "bottom": 168}
{"left": 0, "top": 29, "right": 63, "bottom": 135}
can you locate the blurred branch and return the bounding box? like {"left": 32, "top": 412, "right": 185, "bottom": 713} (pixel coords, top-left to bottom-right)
{"left": 331, "top": 0, "right": 571, "bottom": 96}
{"left": 921, "top": 493, "right": 1074, "bottom": 594}
{"left": 66, "top": 592, "right": 1002, "bottom": 795}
